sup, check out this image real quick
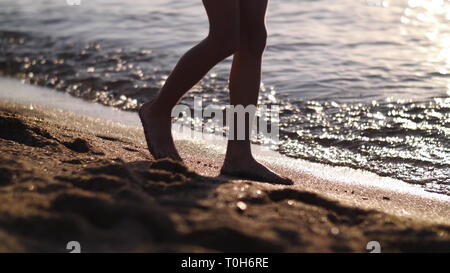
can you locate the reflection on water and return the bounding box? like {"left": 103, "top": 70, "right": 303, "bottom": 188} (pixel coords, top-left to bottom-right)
{"left": 0, "top": 0, "right": 449, "bottom": 195}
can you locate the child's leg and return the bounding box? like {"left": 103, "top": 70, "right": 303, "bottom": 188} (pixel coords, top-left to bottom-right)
{"left": 149, "top": 0, "right": 240, "bottom": 116}
{"left": 140, "top": 0, "right": 239, "bottom": 160}
{"left": 221, "top": 0, "right": 292, "bottom": 185}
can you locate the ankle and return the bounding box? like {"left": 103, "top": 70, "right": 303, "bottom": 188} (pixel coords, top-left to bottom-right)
{"left": 225, "top": 141, "right": 252, "bottom": 160}
{"left": 142, "top": 99, "right": 171, "bottom": 119}
{"left": 224, "top": 152, "right": 254, "bottom": 166}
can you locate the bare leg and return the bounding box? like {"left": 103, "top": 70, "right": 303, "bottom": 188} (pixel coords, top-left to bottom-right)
{"left": 139, "top": 0, "right": 240, "bottom": 161}
{"left": 220, "top": 0, "right": 293, "bottom": 185}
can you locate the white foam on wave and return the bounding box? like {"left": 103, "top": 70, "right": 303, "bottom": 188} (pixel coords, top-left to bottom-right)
{"left": 0, "top": 77, "right": 141, "bottom": 127}
{"left": 0, "top": 76, "right": 448, "bottom": 202}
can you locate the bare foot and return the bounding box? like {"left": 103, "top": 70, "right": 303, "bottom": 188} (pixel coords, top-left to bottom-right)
{"left": 220, "top": 156, "right": 293, "bottom": 185}
{"left": 138, "top": 99, "right": 182, "bottom": 162}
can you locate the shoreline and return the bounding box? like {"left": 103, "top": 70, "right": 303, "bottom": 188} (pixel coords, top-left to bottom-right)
{"left": 1, "top": 78, "right": 448, "bottom": 202}
{"left": 0, "top": 98, "right": 449, "bottom": 252}
{"left": 0, "top": 78, "right": 448, "bottom": 223}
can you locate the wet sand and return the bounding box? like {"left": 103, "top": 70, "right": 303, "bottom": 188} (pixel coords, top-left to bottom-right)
{"left": 0, "top": 100, "right": 449, "bottom": 252}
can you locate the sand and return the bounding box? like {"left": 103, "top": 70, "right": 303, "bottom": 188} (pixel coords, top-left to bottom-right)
{"left": 0, "top": 99, "right": 449, "bottom": 253}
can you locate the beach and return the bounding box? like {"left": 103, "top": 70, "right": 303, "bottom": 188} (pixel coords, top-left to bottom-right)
{"left": 2, "top": 0, "right": 450, "bottom": 195}
{"left": 0, "top": 96, "right": 448, "bottom": 253}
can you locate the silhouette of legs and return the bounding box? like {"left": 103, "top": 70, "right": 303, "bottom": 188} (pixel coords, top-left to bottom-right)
{"left": 139, "top": 0, "right": 240, "bottom": 161}
{"left": 140, "top": 0, "right": 293, "bottom": 185}
{"left": 220, "top": 0, "right": 292, "bottom": 185}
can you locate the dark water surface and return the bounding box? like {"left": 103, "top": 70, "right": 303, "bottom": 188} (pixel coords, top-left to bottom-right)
{"left": 0, "top": 0, "right": 449, "bottom": 195}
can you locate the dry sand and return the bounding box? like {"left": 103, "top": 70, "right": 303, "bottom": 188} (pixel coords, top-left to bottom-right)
{"left": 0, "top": 99, "right": 449, "bottom": 253}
